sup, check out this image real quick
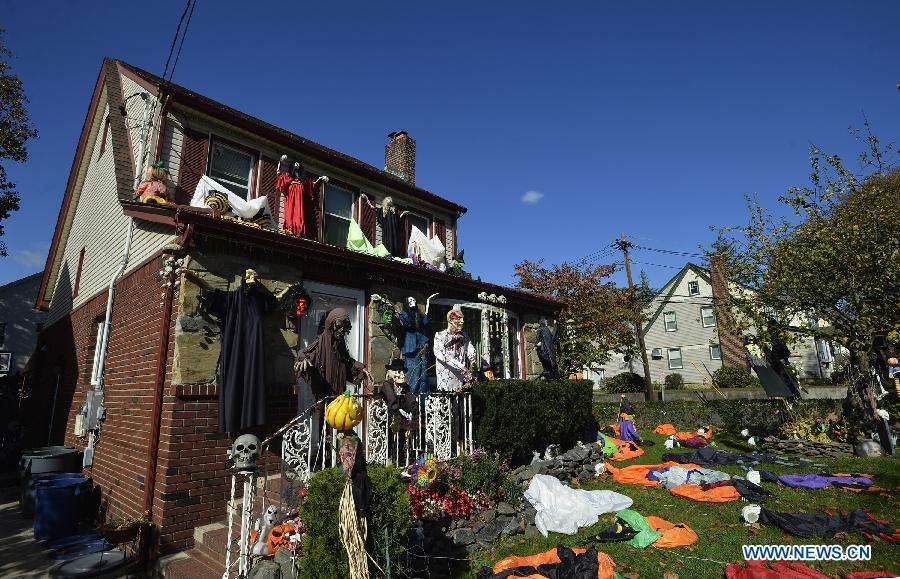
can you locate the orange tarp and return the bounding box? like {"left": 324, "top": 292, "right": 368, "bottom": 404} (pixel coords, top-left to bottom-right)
{"left": 674, "top": 430, "right": 712, "bottom": 441}
{"left": 669, "top": 483, "right": 740, "bottom": 502}
{"left": 645, "top": 516, "right": 699, "bottom": 548}
{"left": 493, "top": 547, "right": 616, "bottom": 579}
{"left": 610, "top": 442, "right": 644, "bottom": 462}
{"left": 605, "top": 461, "right": 700, "bottom": 487}
{"left": 654, "top": 424, "right": 677, "bottom": 435}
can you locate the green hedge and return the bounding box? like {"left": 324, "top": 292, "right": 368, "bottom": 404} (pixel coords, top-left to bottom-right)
{"left": 472, "top": 379, "right": 597, "bottom": 463}
{"left": 593, "top": 398, "right": 843, "bottom": 437}
{"left": 712, "top": 366, "right": 760, "bottom": 389}
{"left": 603, "top": 372, "right": 646, "bottom": 393}
{"left": 300, "top": 466, "right": 411, "bottom": 579}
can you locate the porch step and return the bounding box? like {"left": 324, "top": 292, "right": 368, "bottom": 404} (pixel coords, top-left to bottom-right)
{"left": 156, "top": 552, "right": 219, "bottom": 579}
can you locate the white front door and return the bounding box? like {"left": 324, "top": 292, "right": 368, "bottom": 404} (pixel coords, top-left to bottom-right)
{"left": 300, "top": 282, "right": 366, "bottom": 368}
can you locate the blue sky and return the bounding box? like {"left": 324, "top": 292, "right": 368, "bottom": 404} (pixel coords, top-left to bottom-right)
{"left": 2, "top": 1, "right": 898, "bottom": 290}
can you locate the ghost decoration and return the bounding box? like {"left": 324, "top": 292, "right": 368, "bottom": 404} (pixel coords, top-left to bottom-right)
{"left": 664, "top": 435, "right": 676, "bottom": 449}
{"left": 252, "top": 506, "right": 279, "bottom": 556}
{"left": 230, "top": 433, "right": 261, "bottom": 471}
{"left": 747, "top": 436, "right": 757, "bottom": 446}
{"left": 740, "top": 429, "right": 750, "bottom": 437}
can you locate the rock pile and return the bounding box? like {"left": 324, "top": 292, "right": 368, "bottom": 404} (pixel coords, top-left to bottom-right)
{"left": 761, "top": 436, "right": 853, "bottom": 458}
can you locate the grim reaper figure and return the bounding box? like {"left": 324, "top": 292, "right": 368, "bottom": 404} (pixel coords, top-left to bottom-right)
{"left": 535, "top": 318, "right": 560, "bottom": 378}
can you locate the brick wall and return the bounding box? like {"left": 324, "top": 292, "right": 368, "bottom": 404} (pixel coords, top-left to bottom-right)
{"left": 384, "top": 131, "right": 416, "bottom": 185}
{"left": 710, "top": 256, "right": 746, "bottom": 369}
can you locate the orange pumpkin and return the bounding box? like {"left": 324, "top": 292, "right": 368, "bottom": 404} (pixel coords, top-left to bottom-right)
{"left": 267, "top": 524, "right": 294, "bottom": 554}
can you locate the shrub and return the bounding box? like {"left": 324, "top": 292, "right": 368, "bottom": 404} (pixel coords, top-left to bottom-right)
{"left": 712, "top": 366, "right": 760, "bottom": 389}
{"left": 300, "top": 465, "right": 411, "bottom": 579}
{"left": 664, "top": 373, "right": 684, "bottom": 390}
{"left": 603, "top": 372, "right": 646, "bottom": 393}
{"left": 448, "top": 451, "right": 522, "bottom": 505}
{"left": 472, "top": 379, "right": 597, "bottom": 464}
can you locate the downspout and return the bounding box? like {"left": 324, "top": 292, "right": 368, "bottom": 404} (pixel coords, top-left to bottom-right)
{"left": 85, "top": 93, "right": 150, "bottom": 468}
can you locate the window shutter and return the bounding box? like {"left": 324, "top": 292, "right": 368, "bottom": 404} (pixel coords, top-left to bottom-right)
{"left": 448, "top": 218, "right": 457, "bottom": 259}
{"left": 434, "top": 219, "right": 446, "bottom": 247}
{"left": 175, "top": 128, "right": 209, "bottom": 204}
{"left": 259, "top": 157, "right": 280, "bottom": 226}
{"left": 359, "top": 195, "right": 376, "bottom": 243}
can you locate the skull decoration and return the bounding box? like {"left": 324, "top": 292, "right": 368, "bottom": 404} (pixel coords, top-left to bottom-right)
{"left": 230, "top": 433, "right": 261, "bottom": 471}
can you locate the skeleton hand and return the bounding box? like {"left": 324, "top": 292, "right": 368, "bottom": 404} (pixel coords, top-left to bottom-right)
{"left": 294, "top": 358, "right": 311, "bottom": 375}
{"left": 316, "top": 175, "right": 329, "bottom": 184}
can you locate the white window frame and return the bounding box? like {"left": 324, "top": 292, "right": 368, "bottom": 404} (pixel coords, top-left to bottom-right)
{"left": 207, "top": 138, "right": 256, "bottom": 200}
{"left": 667, "top": 347, "right": 683, "bottom": 370}
{"left": 701, "top": 306, "right": 716, "bottom": 328}
{"left": 301, "top": 282, "right": 366, "bottom": 361}
{"left": 709, "top": 344, "right": 722, "bottom": 360}
{"left": 687, "top": 281, "right": 700, "bottom": 296}
{"left": 663, "top": 311, "right": 677, "bottom": 332}
{"left": 322, "top": 184, "right": 356, "bottom": 247}
{"left": 406, "top": 211, "right": 431, "bottom": 241}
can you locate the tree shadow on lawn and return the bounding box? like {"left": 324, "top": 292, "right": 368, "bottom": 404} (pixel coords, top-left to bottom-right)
{"left": 467, "top": 432, "right": 900, "bottom": 579}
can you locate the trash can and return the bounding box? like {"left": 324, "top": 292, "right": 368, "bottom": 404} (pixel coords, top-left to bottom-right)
{"left": 19, "top": 446, "right": 82, "bottom": 477}
{"left": 34, "top": 477, "right": 90, "bottom": 541}
{"left": 21, "top": 473, "right": 85, "bottom": 518}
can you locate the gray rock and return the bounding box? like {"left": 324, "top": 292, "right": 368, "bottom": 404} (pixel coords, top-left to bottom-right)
{"left": 248, "top": 559, "right": 282, "bottom": 579}
{"left": 497, "top": 502, "right": 517, "bottom": 516}
{"left": 482, "top": 509, "right": 497, "bottom": 523}
{"left": 578, "top": 470, "right": 591, "bottom": 481}
{"left": 452, "top": 527, "right": 476, "bottom": 546}
{"left": 476, "top": 520, "right": 504, "bottom": 543}
{"left": 463, "top": 542, "right": 483, "bottom": 554}
{"left": 473, "top": 522, "right": 485, "bottom": 533}
{"left": 274, "top": 548, "right": 294, "bottom": 578}
{"left": 567, "top": 445, "right": 591, "bottom": 462}
{"left": 525, "top": 524, "right": 542, "bottom": 537}
{"left": 502, "top": 516, "right": 522, "bottom": 536}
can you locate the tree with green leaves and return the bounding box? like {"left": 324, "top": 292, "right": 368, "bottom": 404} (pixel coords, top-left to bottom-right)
{"left": 513, "top": 259, "right": 637, "bottom": 377}
{"left": 712, "top": 125, "right": 899, "bottom": 374}
{"left": 0, "top": 29, "right": 38, "bottom": 257}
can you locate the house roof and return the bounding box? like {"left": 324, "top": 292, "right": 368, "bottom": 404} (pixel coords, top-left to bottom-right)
{"left": 123, "top": 202, "right": 562, "bottom": 313}
{"left": 116, "top": 60, "right": 467, "bottom": 215}
{"left": 0, "top": 272, "right": 43, "bottom": 296}
{"left": 642, "top": 262, "right": 710, "bottom": 333}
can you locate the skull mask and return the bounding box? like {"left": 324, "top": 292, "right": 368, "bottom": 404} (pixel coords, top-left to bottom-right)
{"left": 231, "top": 433, "right": 260, "bottom": 471}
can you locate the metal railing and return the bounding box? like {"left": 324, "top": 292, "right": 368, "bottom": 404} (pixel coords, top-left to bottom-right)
{"left": 273, "top": 391, "right": 474, "bottom": 483}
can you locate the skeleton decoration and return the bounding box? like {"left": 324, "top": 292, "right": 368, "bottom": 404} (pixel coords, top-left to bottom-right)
{"left": 230, "top": 433, "right": 261, "bottom": 471}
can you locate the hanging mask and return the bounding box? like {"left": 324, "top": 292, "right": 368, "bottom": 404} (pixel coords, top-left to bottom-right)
{"left": 295, "top": 297, "right": 309, "bottom": 317}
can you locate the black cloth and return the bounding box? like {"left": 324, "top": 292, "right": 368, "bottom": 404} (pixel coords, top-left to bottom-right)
{"left": 759, "top": 470, "right": 780, "bottom": 483}
{"left": 478, "top": 545, "right": 600, "bottom": 579}
{"left": 578, "top": 521, "right": 638, "bottom": 544}
{"left": 663, "top": 447, "right": 782, "bottom": 467}
{"left": 749, "top": 356, "right": 798, "bottom": 398}
{"left": 535, "top": 323, "right": 559, "bottom": 378}
{"left": 350, "top": 439, "right": 371, "bottom": 517}
{"left": 376, "top": 207, "right": 405, "bottom": 258}
{"left": 209, "top": 281, "right": 276, "bottom": 433}
{"left": 759, "top": 509, "right": 895, "bottom": 539}
{"left": 732, "top": 478, "right": 772, "bottom": 503}
{"left": 619, "top": 397, "right": 636, "bottom": 416}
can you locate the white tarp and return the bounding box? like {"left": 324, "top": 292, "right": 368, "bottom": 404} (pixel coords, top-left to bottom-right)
{"left": 407, "top": 225, "right": 445, "bottom": 266}
{"left": 190, "top": 175, "right": 270, "bottom": 220}
{"left": 524, "top": 474, "right": 633, "bottom": 537}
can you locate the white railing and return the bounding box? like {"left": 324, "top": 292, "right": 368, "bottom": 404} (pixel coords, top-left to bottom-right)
{"left": 276, "top": 391, "right": 474, "bottom": 483}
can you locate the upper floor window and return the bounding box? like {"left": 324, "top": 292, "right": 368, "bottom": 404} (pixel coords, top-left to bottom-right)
{"left": 709, "top": 343, "right": 722, "bottom": 360}
{"left": 406, "top": 212, "right": 430, "bottom": 243}
{"left": 73, "top": 247, "right": 86, "bottom": 299}
{"left": 323, "top": 184, "right": 354, "bottom": 247}
{"left": 208, "top": 140, "right": 256, "bottom": 199}
{"left": 663, "top": 311, "right": 677, "bottom": 332}
{"left": 688, "top": 281, "right": 700, "bottom": 296}
{"left": 701, "top": 306, "right": 716, "bottom": 327}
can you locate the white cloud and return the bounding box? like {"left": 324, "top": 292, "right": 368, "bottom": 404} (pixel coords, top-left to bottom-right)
{"left": 521, "top": 190, "right": 544, "bottom": 204}
{"left": 12, "top": 243, "right": 49, "bottom": 269}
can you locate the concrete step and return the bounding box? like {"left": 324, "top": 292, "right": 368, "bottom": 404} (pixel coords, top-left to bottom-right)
{"left": 156, "top": 552, "right": 219, "bottom": 579}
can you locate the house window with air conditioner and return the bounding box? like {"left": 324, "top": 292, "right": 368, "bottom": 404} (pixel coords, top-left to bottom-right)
{"left": 667, "top": 347, "right": 683, "bottom": 369}
{"left": 663, "top": 311, "right": 677, "bottom": 332}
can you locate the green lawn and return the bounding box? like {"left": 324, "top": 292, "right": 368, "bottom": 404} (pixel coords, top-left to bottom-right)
{"left": 467, "top": 433, "right": 899, "bottom": 578}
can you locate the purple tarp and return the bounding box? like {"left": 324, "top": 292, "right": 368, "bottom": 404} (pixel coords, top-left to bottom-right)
{"left": 777, "top": 474, "right": 872, "bottom": 490}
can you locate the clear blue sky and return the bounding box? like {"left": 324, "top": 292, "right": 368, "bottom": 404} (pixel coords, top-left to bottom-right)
{"left": 2, "top": 1, "right": 898, "bottom": 289}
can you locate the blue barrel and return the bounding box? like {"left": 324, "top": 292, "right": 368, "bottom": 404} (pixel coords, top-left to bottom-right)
{"left": 22, "top": 473, "right": 85, "bottom": 518}
{"left": 34, "top": 477, "right": 90, "bottom": 540}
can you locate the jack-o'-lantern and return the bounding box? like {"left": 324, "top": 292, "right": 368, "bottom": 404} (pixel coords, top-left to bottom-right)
{"left": 267, "top": 524, "right": 294, "bottom": 554}
{"left": 325, "top": 390, "right": 363, "bottom": 431}
{"left": 888, "top": 357, "right": 898, "bottom": 366}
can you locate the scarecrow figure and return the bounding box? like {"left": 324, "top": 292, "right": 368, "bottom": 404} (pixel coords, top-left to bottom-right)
{"left": 134, "top": 161, "right": 171, "bottom": 204}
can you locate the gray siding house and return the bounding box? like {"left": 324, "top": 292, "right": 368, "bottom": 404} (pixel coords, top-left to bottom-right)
{"left": 0, "top": 273, "right": 46, "bottom": 374}
{"left": 600, "top": 263, "right": 833, "bottom": 385}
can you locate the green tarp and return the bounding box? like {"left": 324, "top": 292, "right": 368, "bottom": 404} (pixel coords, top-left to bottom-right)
{"left": 616, "top": 509, "right": 662, "bottom": 548}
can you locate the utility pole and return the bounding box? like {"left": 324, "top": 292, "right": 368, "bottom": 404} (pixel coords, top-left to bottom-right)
{"left": 618, "top": 233, "right": 655, "bottom": 401}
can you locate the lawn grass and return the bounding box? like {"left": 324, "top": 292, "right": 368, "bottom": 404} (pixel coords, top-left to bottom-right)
{"left": 467, "top": 432, "right": 899, "bottom": 578}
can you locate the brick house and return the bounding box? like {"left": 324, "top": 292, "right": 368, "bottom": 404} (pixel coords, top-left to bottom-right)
{"left": 26, "top": 58, "right": 560, "bottom": 556}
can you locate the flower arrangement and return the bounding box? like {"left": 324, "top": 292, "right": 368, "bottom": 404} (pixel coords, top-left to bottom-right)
{"left": 406, "top": 449, "right": 518, "bottom": 522}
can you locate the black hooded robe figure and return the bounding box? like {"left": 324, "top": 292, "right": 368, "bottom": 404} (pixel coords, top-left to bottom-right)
{"left": 376, "top": 197, "right": 405, "bottom": 258}
{"left": 535, "top": 318, "right": 560, "bottom": 378}
{"left": 765, "top": 337, "right": 802, "bottom": 399}
{"left": 209, "top": 279, "right": 277, "bottom": 433}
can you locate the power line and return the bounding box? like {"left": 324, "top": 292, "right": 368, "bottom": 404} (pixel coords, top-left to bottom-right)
{"left": 632, "top": 244, "right": 706, "bottom": 258}
{"left": 629, "top": 260, "right": 684, "bottom": 269}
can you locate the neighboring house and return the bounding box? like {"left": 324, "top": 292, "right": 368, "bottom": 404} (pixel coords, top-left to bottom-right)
{"left": 26, "top": 58, "right": 559, "bottom": 555}
{"left": 600, "top": 263, "right": 833, "bottom": 385}
{"left": 0, "top": 273, "right": 46, "bottom": 375}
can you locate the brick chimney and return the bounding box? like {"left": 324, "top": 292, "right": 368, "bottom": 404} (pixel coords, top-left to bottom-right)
{"left": 385, "top": 131, "right": 416, "bottom": 185}
{"left": 710, "top": 256, "right": 747, "bottom": 369}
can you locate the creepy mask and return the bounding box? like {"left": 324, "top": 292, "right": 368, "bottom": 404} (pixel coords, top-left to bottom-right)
{"left": 406, "top": 296, "right": 417, "bottom": 309}
{"left": 447, "top": 310, "right": 464, "bottom": 333}
{"left": 294, "top": 297, "right": 309, "bottom": 317}
{"left": 332, "top": 317, "right": 352, "bottom": 341}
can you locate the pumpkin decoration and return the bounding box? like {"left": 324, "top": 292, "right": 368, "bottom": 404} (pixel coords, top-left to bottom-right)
{"left": 325, "top": 390, "right": 363, "bottom": 431}
{"left": 267, "top": 524, "right": 294, "bottom": 555}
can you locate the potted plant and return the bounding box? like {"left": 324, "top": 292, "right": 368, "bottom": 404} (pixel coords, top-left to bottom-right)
{"left": 99, "top": 513, "right": 151, "bottom": 544}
